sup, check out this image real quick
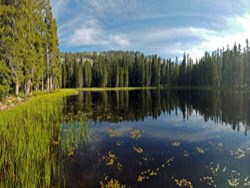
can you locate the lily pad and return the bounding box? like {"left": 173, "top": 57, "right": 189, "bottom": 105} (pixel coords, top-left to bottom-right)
{"left": 196, "top": 147, "right": 205, "bottom": 154}
{"left": 200, "top": 176, "right": 215, "bottom": 186}
{"left": 129, "top": 129, "right": 142, "bottom": 139}
{"left": 107, "top": 128, "right": 122, "bottom": 137}
{"left": 227, "top": 178, "right": 240, "bottom": 187}
{"left": 133, "top": 146, "right": 143, "bottom": 154}
{"left": 171, "top": 141, "right": 181, "bottom": 147}
{"left": 174, "top": 178, "right": 193, "bottom": 188}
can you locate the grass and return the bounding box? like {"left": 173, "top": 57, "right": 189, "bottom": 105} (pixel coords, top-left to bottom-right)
{"left": 77, "top": 87, "right": 158, "bottom": 92}
{"left": 0, "top": 88, "right": 88, "bottom": 188}
{"left": 0, "top": 89, "right": 79, "bottom": 111}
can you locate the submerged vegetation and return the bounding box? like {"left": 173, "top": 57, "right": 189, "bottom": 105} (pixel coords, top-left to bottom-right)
{"left": 82, "top": 93, "right": 249, "bottom": 187}
{"left": 0, "top": 89, "right": 88, "bottom": 187}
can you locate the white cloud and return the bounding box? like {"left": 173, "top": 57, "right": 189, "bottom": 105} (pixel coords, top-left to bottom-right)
{"left": 51, "top": 0, "right": 70, "bottom": 20}
{"left": 142, "top": 13, "right": 250, "bottom": 59}
{"left": 68, "top": 19, "right": 129, "bottom": 48}
{"left": 110, "top": 34, "right": 129, "bottom": 47}
{"left": 52, "top": 0, "right": 250, "bottom": 59}
{"left": 186, "top": 14, "right": 250, "bottom": 59}
{"left": 89, "top": 0, "right": 142, "bottom": 15}
{"left": 114, "top": 27, "right": 216, "bottom": 59}
{"left": 67, "top": 13, "right": 250, "bottom": 59}
{"left": 70, "top": 27, "right": 104, "bottom": 46}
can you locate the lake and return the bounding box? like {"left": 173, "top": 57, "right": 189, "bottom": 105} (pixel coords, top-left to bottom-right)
{"left": 63, "top": 89, "right": 250, "bottom": 188}
{"left": 1, "top": 89, "right": 250, "bottom": 187}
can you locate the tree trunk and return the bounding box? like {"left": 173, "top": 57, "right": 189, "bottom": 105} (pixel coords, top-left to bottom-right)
{"left": 15, "top": 82, "right": 19, "bottom": 96}
{"left": 42, "top": 76, "right": 44, "bottom": 91}
{"left": 50, "top": 75, "right": 53, "bottom": 91}
{"left": 47, "top": 76, "right": 50, "bottom": 92}
{"left": 46, "top": 45, "right": 50, "bottom": 92}
{"left": 35, "top": 85, "right": 39, "bottom": 92}
{"left": 25, "top": 79, "right": 31, "bottom": 96}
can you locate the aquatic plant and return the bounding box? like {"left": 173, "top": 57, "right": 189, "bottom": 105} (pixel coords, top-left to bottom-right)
{"left": 0, "top": 89, "right": 88, "bottom": 187}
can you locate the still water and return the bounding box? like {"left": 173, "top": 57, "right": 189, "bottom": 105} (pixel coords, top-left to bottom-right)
{"left": 63, "top": 89, "right": 250, "bottom": 188}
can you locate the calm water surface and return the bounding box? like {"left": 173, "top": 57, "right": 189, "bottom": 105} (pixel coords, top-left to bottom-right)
{"left": 63, "top": 89, "right": 250, "bottom": 188}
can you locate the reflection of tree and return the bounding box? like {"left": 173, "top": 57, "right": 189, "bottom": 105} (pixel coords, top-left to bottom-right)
{"left": 65, "top": 90, "right": 250, "bottom": 134}
{"left": 175, "top": 90, "right": 250, "bottom": 135}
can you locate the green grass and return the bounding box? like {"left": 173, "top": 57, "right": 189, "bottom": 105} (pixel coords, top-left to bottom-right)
{"left": 0, "top": 88, "right": 87, "bottom": 188}
{"left": 0, "top": 89, "right": 78, "bottom": 112}
{"left": 77, "top": 87, "right": 158, "bottom": 92}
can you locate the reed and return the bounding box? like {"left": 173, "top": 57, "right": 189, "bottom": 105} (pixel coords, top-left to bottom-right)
{"left": 0, "top": 89, "right": 88, "bottom": 187}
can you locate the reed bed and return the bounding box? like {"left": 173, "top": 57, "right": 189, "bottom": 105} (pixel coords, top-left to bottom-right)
{"left": 0, "top": 89, "right": 88, "bottom": 187}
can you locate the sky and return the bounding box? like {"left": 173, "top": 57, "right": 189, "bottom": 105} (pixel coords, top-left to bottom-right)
{"left": 51, "top": 0, "right": 250, "bottom": 59}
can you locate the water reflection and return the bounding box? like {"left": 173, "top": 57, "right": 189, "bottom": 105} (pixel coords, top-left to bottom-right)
{"left": 65, "top": 89, "right": 250, "bottom": 134}
{"left": 62, "top": 89, "right": 250, "bottom": 188}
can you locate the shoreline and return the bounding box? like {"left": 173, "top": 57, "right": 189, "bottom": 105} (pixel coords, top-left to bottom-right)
{"left": 0, "top": 89, "right": 78, "bottom": 112}
{"left": 1, "top": 86, "right": 250, "bottom": 112}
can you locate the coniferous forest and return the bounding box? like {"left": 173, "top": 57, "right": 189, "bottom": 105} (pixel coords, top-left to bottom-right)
{"left": 61, "top": 40, "right": 250, "bottom": 89}
{"left": 1, "top": 1, "right": 250, "bottom": 101}
{"left": 0, "top": 0, "right": 61, "bottom": 100}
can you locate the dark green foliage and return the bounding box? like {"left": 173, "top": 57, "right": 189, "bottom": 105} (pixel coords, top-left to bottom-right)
{"left": 0, "top": 61, "right": 11, "bottom": 100}
{"left": 184, "top": 41, "right": 250, "bottom": 88}
{"left": 1, "top": 0, "right": 249, "bottom": 102}
{"left": 61, "top": 51, "right": 179, "bottom": 88}
{"left": 61, "top": 42, "right": 250, "bottom": 89}
{"left": 0, "top": 0, "right": 60, "bottom": 99}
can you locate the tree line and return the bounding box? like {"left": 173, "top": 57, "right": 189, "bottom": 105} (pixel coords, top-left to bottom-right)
{"left": 0, "top": 0, "right": 60, "bottom": 100}
{"left": 61, "top": 40, "right": 250, "bottom": 89}
{"left": 178, "top": 40, "right": 250, "bottom": 87}
{"left": 61, "top": 51, "right": 179, "bottom": 88}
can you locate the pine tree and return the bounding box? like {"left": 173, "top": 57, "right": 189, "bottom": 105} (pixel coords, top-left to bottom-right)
{"left": 178, "top": 53, "right": 186, "bottom": 86}
{"left": 76, "top": 62, "right": 83, "bottom": 88}
{"left": 0, "top": 60, "right": 11, "bottom": 100}
{"left": 0, "top": 0, "right": 24, "bottom": 96}
{"left": 51, "top": 19, "right": 61, "bottom": 89}
{"left": 124, "top": 66, "right": 129, "bottom": 87}
{"left": 84, "top": 60, "right": 92, "bottom": 87}
{"left": 115, "top": 66, "right": 120, "bottom": 87}
{"left": 44, "top": 0, "right": 61, "bottom": 91}
{"left": 101, "top": 61, "right": 108, "bottom": 87}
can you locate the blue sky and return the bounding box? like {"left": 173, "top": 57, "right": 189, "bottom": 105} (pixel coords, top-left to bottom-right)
{"left": 51, "top": 0, "right": 250, "bottom": 59}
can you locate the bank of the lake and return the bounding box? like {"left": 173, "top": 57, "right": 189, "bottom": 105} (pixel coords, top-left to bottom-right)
{"left": 78, "top": 86, "right": 158, "bottom": 92}
{"left": 0, "top": 89, "right": 78, "bottom": 112}
{"left": 0, "top": 88, "right": 88, "bottom": 187}
{"left": 2, "top": 86, "right": 250, "bottom": 112}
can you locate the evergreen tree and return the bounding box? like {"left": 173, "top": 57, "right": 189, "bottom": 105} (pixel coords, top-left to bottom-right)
{"left": 76, "top": 62, "right": 83, "bottom": 88}
{"left": 0, "top": 0, "right": 24, "bottom": 95}
{"left": 178, "top": 53, "right": 186, "bottom": 85}
{"left": 84, "top": 60, "right": 92, "bottom": 87}
{"left": 0, "top": 0, "right": 59, "bottom": 99}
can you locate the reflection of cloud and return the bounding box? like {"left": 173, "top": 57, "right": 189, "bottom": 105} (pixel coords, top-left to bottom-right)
{"left": 141, "top": 113, "right": 236, "bottom": 142}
